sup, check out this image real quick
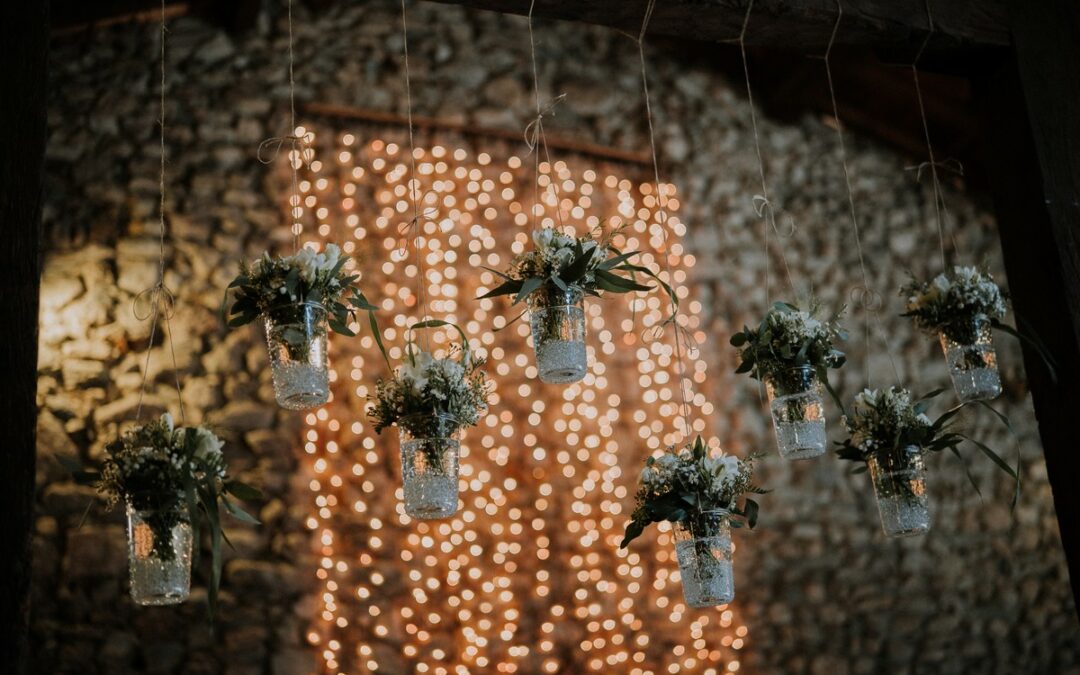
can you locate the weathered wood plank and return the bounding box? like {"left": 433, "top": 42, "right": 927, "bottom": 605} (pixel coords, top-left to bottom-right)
{"left": 0, "top": 1, "right": 48, "bottom": 673}
{"left": 426, "top": 0, "right": 1009, "bottom": 52}
{"left": 977, "top": 0, "right": 1080, "bottom": 616}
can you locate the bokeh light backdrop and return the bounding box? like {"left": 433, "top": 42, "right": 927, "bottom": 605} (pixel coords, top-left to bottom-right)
{"left": 290, "top": 125, "right": 748, "bottom": 674}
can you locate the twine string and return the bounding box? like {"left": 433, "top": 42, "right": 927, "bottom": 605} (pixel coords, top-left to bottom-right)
{"left": 638, "top": 0, "right": 694, "bottom": 440}
{"left": 257, "top": 0, "right": 308, "bottom": 253}
{"left": 822, "top": 0, "right": 902, "bottom": 387}
{"left": 910, "top": 0, "right": 961, "bottom": 271}
{"left": 400, "top": 0, "right": 433, "bottom": 350}
{"left": 737, "top": 0, "right": 800, "bottom": 306}
{"left": 526, "top": 1, "right": 569, "bottom": 234}
{"left": 136, "top": 0, "right": 186, "bottom": 425}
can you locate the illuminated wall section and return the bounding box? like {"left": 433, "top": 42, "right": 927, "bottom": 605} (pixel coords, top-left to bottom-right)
{"left": 292, "top": 125, "right": 748, "bottom": 674}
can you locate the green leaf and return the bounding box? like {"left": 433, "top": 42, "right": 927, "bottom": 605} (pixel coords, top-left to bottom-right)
{"left": 992, "top": 317, "right": 1058, "bottom": 383}
{"left": 558, "top": 244, "right": 594, "bottom": 284}
{"left": 593, "top": 269, "right": 652, "bottom": 293}
{"left": 477, "top": 279, "right": 524, "bottom": 300}
{"left": 225, "top": 480, "right": 263, "bottom": 501}
{"left": 368, "top": 312, "right": 391, "bottom": 370}
{"left": 221, "top": 495, "right": 261, "bottom": 525}
{"left": 742, "top": 498, "right": 759, "bottom": 529}
{"left": 620, "top": 520, "right": 645, "bottom": 549}
{"left": 947, "top": 444, "right": 983, "bottom": 499}
{"left": 285, "top": 267, "right": 300, "bottom": 298}
{"left": 598, "top": 251, "right": 640, "bottom": 270}
{"left": 513, "top": 276, "right": 544, "bottom": 305}
{"left": 729, "top": 332, "right": 747, "bottom": 347}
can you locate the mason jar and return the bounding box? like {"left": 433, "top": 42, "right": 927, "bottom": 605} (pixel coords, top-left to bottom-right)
{"left": 867, "top": 444, "right": 930, "bottom": 538}
{"left": 529, "top": 287, "right": 587, "bottom": 384}
{"left": 263, "top": 301, "right": 330, "bottom": 410}
{"left": 125, "top": 499, "right": 193, "bottom": 606}
{"left": 765, "top": 366, "right": 827, "bottom": 460}
{"left": 939, "top": 314, "right": 1002, "bottom": 402}
{"left": 398, "top": 413, "right": 461, "bottom": 520}
{"left": 672, "top": 509, "right": 735, "bottom": 608}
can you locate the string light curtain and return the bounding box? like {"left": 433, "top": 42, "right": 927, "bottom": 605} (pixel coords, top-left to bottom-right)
{"left": 293, "top": 130, "right": 748, "bottom": 674}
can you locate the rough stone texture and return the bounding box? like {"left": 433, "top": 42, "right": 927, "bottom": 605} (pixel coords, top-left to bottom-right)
{"left": 35, "top": 1, "right": 1080, "bottom": 674}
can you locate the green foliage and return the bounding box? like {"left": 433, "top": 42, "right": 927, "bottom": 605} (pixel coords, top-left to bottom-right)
{"left": 368, "top": 320, "right": 491, "bottom": 438}
{"left": 620, "top": 435, "right": 767, "bottom": 549}
{"left": 63, "top": 414, "right": 261, "bottom": 628}
{"left": 224, "top": 246, "right": 383, "bottom": 354}
{"left": 900, "top": 265, "right": 1006, "bottom": 341}
{"left": 835, "top": 387, "right": 1020, "bottom": 506}
{"left": 477, "top": 226, "right": 677, "bottom": 320}
{"left": 730, "top": 301, "right": 846, "bottom": 386}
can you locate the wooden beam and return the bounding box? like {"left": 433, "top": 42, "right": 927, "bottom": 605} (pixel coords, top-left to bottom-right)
{"left": 976, "top": 0, "right": 1080, "bottom": 615}
{"left": 302, "top": 102, "right": 653, "bottom": 165}
{"left": 425, "top": 0, "right": 1009, "bottom": 52}
{"left": 0, "top": 1, "right": 48, "bottom": 673}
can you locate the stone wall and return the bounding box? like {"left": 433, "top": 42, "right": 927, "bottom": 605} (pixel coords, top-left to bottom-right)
{"left": 35, "top": 1, "right": 1080, "bottom": 673}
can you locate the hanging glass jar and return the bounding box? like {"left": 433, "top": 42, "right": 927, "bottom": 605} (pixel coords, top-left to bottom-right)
{"left": 867, "top": 444, "right": 930, "bottom": 538}
{"left": 672, "top": 509, "right": 735, "bottom": 608}
{"left": 125, "top": 496, "right": 193, "bottom": 606}
{"left": 398, "top": 413, "right": 461, "bottom": 519}
{"left": 263, "top": 301, "right": 330, "bottom": 410}
{"left": 529, "top": 287, "right": 587, "bottom": 384}
{"left": 765, "top": 366, "right": 827, "bottom": 460}
{"left": 940, "top": 314, "right": 1002, "bottom": 403}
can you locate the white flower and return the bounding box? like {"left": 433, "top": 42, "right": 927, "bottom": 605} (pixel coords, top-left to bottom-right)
{"left": 399, "top": 352, "right": 434, "bottom": 392}
{"left": 532, "top": 229, "right": 554, "bottom": 249}
{"left": 193, "top": 427, "right": 225, "bottom": 462}
{"left": 719, "top": 455, "right": 740, "bottom": 477}
{"left": 161, "top": 412, "right": 174, "bottom": 432}
{"left": 322, "top": 243, "right": 342, "bottom": 272}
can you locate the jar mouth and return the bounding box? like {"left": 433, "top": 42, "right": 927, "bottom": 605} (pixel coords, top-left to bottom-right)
{"left": 265, "top": 300, "right": 326, "bottom": 313}
{"left": 125, "top": 492, "right": 187, "bottom": 513}
{"left": 397, "top": 412, "right": 463, "bottom": 439}
{"left": 528, "top": 285, "right": 585, "bottom": 308}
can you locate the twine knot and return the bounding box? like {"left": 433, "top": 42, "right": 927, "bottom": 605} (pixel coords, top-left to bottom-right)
{"left": 752, "top": 194, "right": 797, "bottom": 238}
{"left": 849, "top": 284, "right": 883, "bottom": 312}
{"left": 133, "top": 282, "right": 176, "bottom": 321}
{"left": 524, "top": 93, "right": 567, "bottom": 151}
{"left": 396, "top": 189, "right": 440, "bottom": 255}
{"left": 905, "top": 158, "right": 964, "bottom": 183}
{"left": 643, "top": 316, "right": 700, "bottom": 357}
{"left": 257, "top": 131, "right": 314, "bottom": 166}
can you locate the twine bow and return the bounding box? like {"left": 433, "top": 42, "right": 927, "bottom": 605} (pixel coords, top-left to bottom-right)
{"left": 396, "top": 189, "right": 440, "bottom": 255}
{"left": 849, "top": 284, "right": 883, "bottom": 312}
{"left": 133, "top": 282, "right": 176, "bottom": 321}
{"left": 751, "top": 194, "right": 797, "bottom": 238}
{"left": 523, "top": 93, "right": 567, "bottom": 152}
{"left": 643, "top": 316, "right": 700, "bottom": 357}
{"left": 905, "top": 158, "right": 964, "bottom": 183}
{"left": 257, "top": 131, "right": 314, "bottom": 166}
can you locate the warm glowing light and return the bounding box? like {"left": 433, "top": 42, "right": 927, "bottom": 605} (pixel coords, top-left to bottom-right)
{"left": 293, "top": 131, "right": 741, "bottom": 673}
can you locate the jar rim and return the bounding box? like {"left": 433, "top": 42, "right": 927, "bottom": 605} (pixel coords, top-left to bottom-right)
{"left": 263, "top": 300, "right": 327, "bottom": 315}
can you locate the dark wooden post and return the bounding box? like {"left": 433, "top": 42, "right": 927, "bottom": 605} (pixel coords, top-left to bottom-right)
{"left": 976, "top": 0, "right": 1080, "bottom": 614}
{"left": 0, "top": 2, "right": 48, "bottom": 673}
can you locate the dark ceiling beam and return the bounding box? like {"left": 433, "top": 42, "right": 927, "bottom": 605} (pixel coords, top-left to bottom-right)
{"left": 425, "top": 0, "right": 1009, "bottom": 53}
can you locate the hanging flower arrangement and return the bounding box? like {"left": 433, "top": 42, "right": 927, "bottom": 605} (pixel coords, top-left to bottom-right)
{"left": 729, "top": 301, "right": 846, "bottom": 460}
{"left": 66, "top": 413, "right": 259, "bottom": 614}
{"left": 479, "top": 225, "right": 672, "bottom": 384}
{"left": 901, "top": 266, "right": 1007, "bottom": 402}
{"left": 368, "top": 320, "right": 490, "bottom": 520}
{"left": 620, "top": 436, "right": 766, "bottom": 608}
{"left": 835, "top": 387, "right": 1019, "bottom": 539}
{"left": 225, "top": 244, "right": 379, "bottom": 410}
